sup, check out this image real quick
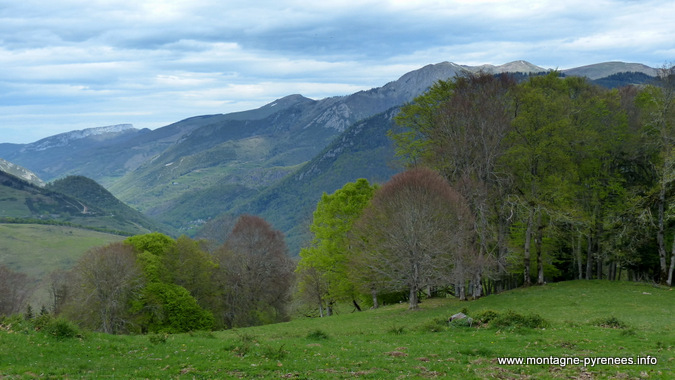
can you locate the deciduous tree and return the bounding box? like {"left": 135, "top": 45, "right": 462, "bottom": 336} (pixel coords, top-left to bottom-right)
{"left": 636, "top": 64, "right": 675, "bottom": 285}
{"left": 351, "top": 168, "right": 474, "bottom": 309}
{"left": 66, "top": 242, "right": 144, "bottom": 334}
{"left": 0, "top": 265, "right": 33, "bottom": 316}
{"left": 215, "top": 215, "right": 295, "bottom": 327}
{"left": 296, "top": 179, "right": 377, "bottom": 314}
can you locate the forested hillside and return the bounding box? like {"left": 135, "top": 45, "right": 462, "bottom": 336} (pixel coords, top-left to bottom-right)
{"left": 0, "top": 64, "right": 672, "bottom": 350}
{"left": 0, "top": 171, "right": 161, "bottom": 235}
{"left": 296, "top": 68, "right": 675, "bottom": 316}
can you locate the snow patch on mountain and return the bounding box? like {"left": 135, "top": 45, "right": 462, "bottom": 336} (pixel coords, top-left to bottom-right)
{"left": 21, "top": 124, "right": 136, "bottom": 152}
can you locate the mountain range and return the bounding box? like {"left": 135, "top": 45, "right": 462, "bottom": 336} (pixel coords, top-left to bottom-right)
{"left": 0, "top": 60, "right": 660, "bottom": 253}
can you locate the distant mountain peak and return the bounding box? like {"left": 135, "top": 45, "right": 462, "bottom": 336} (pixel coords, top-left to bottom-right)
{"left": 22, "top": 124, "right": 137, "bottom": 152}
{"left": 262, "top": 94, "right": 314, "bottom": 109}
{"left": 463, "top": 60, "right": 548, "bottom": 74}
{"left": 561, "top": 62, "right": 658, "bottom": 80}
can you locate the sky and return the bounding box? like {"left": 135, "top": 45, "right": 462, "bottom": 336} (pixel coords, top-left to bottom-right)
{"left": 1, "top": 0, "right": 673, "bottom": 144}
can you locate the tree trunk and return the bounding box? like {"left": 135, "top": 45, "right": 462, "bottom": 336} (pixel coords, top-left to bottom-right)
{"left": 576, "top": 232, "right": 583, "bottom": 280}
{"left": 585, "top": 231, "right": 593, "bottom": 280}
{"left": 457, "top": 282, "right": 466, "bottom": 301}
{"left": 497, "top": 211, "right": 509, "bottom": 276}
{"left": 536, "top": 214, "right": 544, "bottom": 285}
{"left": 668, "top": 235, "right": 675, "bottom": 286}
{"left": 408, "top": 286, "right": 419, "bottom": 309}
{"left": 657, "top": 183, "right": 668, "bottom": 284}
{"left": 523, "top": 208, "right": 534, "bottom": 286}
{"left": 371, "top": 289, "right": 379, "bottom": 309}
{"left": 409, "top": 259, "right": 420, "bottom": 309}
{"left": 472, "top": 270, "right": 482, "bottom": 299}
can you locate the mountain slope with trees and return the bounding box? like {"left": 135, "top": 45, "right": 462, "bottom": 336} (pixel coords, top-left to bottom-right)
{"left": 0, "top": 60, "right": 664, "bottom": 250}
{"left": 0, "top": 170, "right": 163, "bottom": 235}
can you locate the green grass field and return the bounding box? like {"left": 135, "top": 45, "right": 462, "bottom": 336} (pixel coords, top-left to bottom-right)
{"left": 1, "top": 280, "right": 672, "bottom": 379}
{"left": 0, "top": 223, "right": 125, "bottom": 276}
{"left": 0, "top": 223, "right": 125, "bottom": 306}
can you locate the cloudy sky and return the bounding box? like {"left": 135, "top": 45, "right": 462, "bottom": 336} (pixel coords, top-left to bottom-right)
{"left": 1, "top": 0, "right": 673, "bottom": 144}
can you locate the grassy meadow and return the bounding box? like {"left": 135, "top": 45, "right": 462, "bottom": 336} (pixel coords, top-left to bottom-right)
{"left": 1, "top": 280, "right": 672, "bottom": 379}
{"left": 0, "top": 223, "right": 125, "bottom": 276}
{"left": 0, "top": 223, "right": 125, "bottom": 304}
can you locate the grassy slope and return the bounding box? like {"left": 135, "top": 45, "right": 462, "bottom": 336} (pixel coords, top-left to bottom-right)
{"left": 0, "top": 223, "right": 125, "bottom": 304}
{"left": 0, "top": 224, "right": 124, "bottom": 276}
{"left": 1, "top": 281, "right": 672, "bottom": 379}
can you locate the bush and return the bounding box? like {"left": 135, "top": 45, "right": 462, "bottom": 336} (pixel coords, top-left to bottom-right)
{"left": 449, "top": 317, "right": 473, "bottom": 328}
{"left": 148, "top": 332, "right": 168, "bottom": 344}
{"left": 474, "top": 310, "right": 500, "bottom": 324}
{"left": 491, "top": 310, "right": 549, "bottom": 329}
{"left": 306, "top": 329, "right": 330, "bottom": 340}
{"left": 42, "top": 318, "right": 82, "bottom": 340}
{"left": 418, "top": 318, "right": 448, "bottom": 333}
{"left": 591, "top": 316, "right": 628, "bottom": 329}
{"left": 388, "top": 324, "right": 406, "bottom": 335}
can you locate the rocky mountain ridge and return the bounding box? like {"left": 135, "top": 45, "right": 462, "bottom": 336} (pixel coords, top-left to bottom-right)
{"left": 20, "top": 124, "right": 138, "bottom": 152}
{"left": 0, "top": 60, "right": 661, "bottom": 247}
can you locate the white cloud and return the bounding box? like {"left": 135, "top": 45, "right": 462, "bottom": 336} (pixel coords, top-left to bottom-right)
{"left": 0, "top": 0, "right": 673, "bottom": 143}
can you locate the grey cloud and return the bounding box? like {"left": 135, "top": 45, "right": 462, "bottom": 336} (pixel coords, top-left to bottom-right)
{"left": 1, "top": 0, "right": 673, "bottom": 143}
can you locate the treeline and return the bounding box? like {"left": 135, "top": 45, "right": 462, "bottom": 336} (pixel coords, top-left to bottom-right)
{"left": 2, "top": 67, "right": 673, "bottom": 331}
{"left": 0, "top": 217, "right": 132, "bottom": 236}
{"left": 1, "top": 214, "right": 294, "bottom": 334}
{"left": 296, "top": 67, "right": 674, "bottom": 312}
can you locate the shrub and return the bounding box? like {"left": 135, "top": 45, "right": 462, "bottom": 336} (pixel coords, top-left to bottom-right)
{"left": 491, "top": 310, "right": 549, "bottom": 329}
{"left": 592, "top": 316, "right": 628, "bottom": 329}
{"left": 449, "top": 317, "right": 473, "bottom": 328}
{"left": 388, "top": 324, "right": 406, "bottom": 335}
{"left": 262, "top": 344, "right": 287, "bottom": 360}
{"left": 306, "top": 329, "right": 330, "bottom": 340}
{"left": 474, "top": 310, "right": 500, "bottom": 324}
{"left": 43, "top": 318, "right": 82, "bottom": 340}
{"left": 148, "top": 332, "right": 168, "bottom": 344}
{"left": 418, "top": 317, "right": 448, "bottom": 333}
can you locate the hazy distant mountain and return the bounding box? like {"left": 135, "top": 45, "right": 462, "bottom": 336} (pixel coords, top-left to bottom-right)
{"left": 106, "top": 61, "right": 475, "bottom": 231}
{"left": 465, "top": 60, "right": 548, "bottom": 74}
{"left": 0, "top": 124, "right": 149, "bottom": 185}
{"left": 0, "top": 171, "right": 161, "bottom": 235}
{"left": 232, "top": 108, "right": 402, "bottom": 252}
{"left": 561, "top": 61, "right": 658, "bottom": 80}
{"left": 0, "top": 60, "right": 659, "bottom": 245}
{"left": 0, "top": 158, "right": 44, "bottom": 187}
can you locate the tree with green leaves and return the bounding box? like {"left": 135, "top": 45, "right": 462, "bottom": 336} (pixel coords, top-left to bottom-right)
{"left": 502, "top": 72, "right": 583, "bottom": 286}
{"left": 635, "top": 64, "right": 675, "bottom": 285}
{"left": 296, "top": 178, "right": 377, "bottom": 315}
{"left": 163, "top": 236, "right": 217, "bottom": 308}
{"left": 125, "top": 233, "right": 215, "bottom": 333}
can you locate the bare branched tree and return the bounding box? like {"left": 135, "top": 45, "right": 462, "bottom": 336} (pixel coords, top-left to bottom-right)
{"left": 351, "top": 168, "right": 475, "bottom": 309}
{"left": 66, "top": 242, "right": 144, "bottom": 334}
{"left": 0, "top": 265, "right": 33, "bottom": 316}
{"left": 214, "top": 215, "right": 295, "bottom": 327}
